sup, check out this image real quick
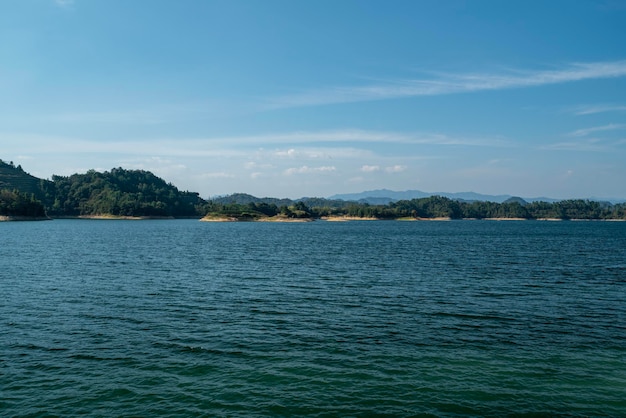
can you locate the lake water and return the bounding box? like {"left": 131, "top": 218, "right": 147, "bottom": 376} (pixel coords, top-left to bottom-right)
{"left": 1, "top": 219, "right": 625, "bottom": 416}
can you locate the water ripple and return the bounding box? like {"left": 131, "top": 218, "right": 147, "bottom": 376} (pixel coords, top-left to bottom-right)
{"left": 1, "top": 220, "right": 625, "bottom": 416}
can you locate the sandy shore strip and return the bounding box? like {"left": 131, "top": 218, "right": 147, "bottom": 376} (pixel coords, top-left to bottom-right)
{"left": 320, "top": 216, "right": 379, "bottom": 222}
{"left": 77, "top": 215, "right": 175, "bottom": 220}
{"left": 200, "top": 215, "right": 313, "bottom": 222}
{"left": 256, "top": 216, "right": 313, "bottom": 222}
{"left": 483, "top": 217, "right": 528, "bottom": 221}
{"left": 199, "top": 216, "right": 238, "bottom": 222}
{"left": 0, "top": 215, "right": 51, "bottom": 222}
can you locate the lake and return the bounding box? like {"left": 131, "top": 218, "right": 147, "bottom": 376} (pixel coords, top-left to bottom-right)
{"left": 1, "top": 219, "right": 625, "bottom": 416}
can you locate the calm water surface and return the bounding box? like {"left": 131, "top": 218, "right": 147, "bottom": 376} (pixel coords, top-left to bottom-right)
{"left": 1, "top": 219, "right": 625, "bottom": 416}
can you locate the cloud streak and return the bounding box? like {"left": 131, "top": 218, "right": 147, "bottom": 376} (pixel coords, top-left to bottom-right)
{"left": 284, "top": 166, "right": 336, "bottom": 176}
{"left": 1, "top": 129, "right": 509, "bottom": 156}
{"left": 268, "top": 60, "right": 626, "bottom": 108}
{"left": 573, "top": 105, "right": 626, "bottom": 115}
{"left": 361, "top": 165, "right": 380, "bottom": 172}
{"left": 385, "top": 165, "right": 407, "bottom": 173}
{"left": 220, "top": 130, "right": 510, "bottom": 147}
{"left": 541, "top": 139, "right": 608, "bottom": 152}
{"left": 567, "top": 124, "right": 626, "bottom": 137}
{"left": 54, "top": 0, "right": 74, "bottom": 8}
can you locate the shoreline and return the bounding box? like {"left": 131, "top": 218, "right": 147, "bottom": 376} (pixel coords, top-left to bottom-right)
{"left": 320, "top": 216, "right": 379, "bottom": 222}
{"left": 181, "top": 215, "right": 626, "bottom": 223}
{"left": 77, "top": 215, "right": 176, "bottom": 220}
{"left": 0, "top": 215, "right": 51, "bottom": 222}
{"left": 200, "top": 215, "right": 313, "bottom": 222}
{"left": 4, "top": 214, "right": 624, "bottom": 223}
{"left": 50, "top": 215, "right": 202, "bottom": 220}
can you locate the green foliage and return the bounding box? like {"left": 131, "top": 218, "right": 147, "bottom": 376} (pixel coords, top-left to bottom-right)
{"left": 307, "top": 196, "right": 626, "bottom": 220}
{"left": 211, "top": 193, "right": 293, "bottom": 207}
{"left": 0, "top": 189, "right": 46, "bottom": 217}
{"left": 0, "top": 160, "right": 53, "bottom": 204}
{"left": 3, "top": 159, "right": 626, "bottom": 220}
{"left": 391, "top": 196, "right": 463, "bottom": 218}
{"left": 47, "top": 168, "right": 205, "bottom": 217}
{"left": 204, "top": 202, "right": 274, "bottom": 220}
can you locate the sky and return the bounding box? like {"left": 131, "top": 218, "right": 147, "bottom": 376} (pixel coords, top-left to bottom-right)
{"left": 1, "top": 0, "right": 626, "bottom": 199}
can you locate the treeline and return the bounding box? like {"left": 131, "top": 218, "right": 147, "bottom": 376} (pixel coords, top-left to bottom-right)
{"left": 2, "top": 159, "right": 626, "bottom": 220}
{"left": 202, "top": 201, "right": 313, "bottom": 220}
{"left": 45, "top": 168, "right": 205, "bottom": 217}
{"left": 386, "top": 196, "right": 626, "bottom": 219}
{"left": 205, "top": 196, "right": 626, "bottom": 220}
{"left": 0, "top": 189, "right": 46, "bottom": 217}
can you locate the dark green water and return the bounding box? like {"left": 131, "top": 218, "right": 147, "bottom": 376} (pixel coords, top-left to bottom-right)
{"left": 1, "top": 219, "right": 625, "bottom": 416}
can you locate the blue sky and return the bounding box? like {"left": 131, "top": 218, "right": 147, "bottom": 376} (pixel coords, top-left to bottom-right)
{"left": 2, "top": 0, "right": 626, "bottom": 199}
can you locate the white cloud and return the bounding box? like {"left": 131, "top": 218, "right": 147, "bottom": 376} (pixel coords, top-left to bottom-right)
{"left": 240, "top": 130, "right": 509, "bottom": 147}
{"left": 385, "top": 165, "right": 407, "bottom": 173}
{"left": 361, "top": 165, "right": 381, "bottom": 172}
{"left": 268, "top": 60, "right": 626, "bottom": 108}
{"left": 284, "top": 166, "right": 336, "bottom": 175}
{"left": 275, "top": 148, "right": 296, "bottom": 157}
{"left": 1, "top": 129, "right": 510, "bottom": 160}
{"left": 573, "top": 105, "right": 626, "bottom": 115}
{"left": 257, "top": 147, "right": 374, "bottom": 160}
{"left": 46, "top": 110, "right": 166, "bottom": 125}
{"left": 567, "top": 124, "right": 626, "bottom": 137}
{"left": 54, "top": 0, "right": 74, "bottom": 8}
{"left": 541, "top": 139, "right": 608, "bottom": 152}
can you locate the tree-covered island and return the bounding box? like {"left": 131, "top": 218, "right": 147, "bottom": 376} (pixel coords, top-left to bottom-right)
{"left": 202, "top": 194, "right": 626, "bottom": 221}
{"left": 1, "top": 159, "right": 625, "bottom": 221}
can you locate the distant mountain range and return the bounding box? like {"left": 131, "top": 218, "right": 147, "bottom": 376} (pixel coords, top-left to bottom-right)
{"left": 329, "top": 189, "right": 626, "bottom": 205}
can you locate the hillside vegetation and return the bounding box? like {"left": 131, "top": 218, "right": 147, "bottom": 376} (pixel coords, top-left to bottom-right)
{"left": 203, "top": 195, "right": 626, "bottom": 221}
{"left": 48, "top": 168, "right": 205, "bottom": 217}
{"left": 0, "top": 189, "right": 47, "bottom": 218}
{"left": 2, "top": 159, "right": 626, "bottom": 220}
{"left": 0, "top": 160, "right": 51, "bottom": 202}
{"left": 1, "top": 160, "right": 205, "bottom": 218}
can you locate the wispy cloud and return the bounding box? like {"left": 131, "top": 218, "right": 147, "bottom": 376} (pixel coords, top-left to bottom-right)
{"left": 361, "top": 165, "right": 381, "bottom": 172}
{"left": 0, "top": 129, "right": 511, "bottom": 164}
{"left": 360, "top": 164, "right": 408, "bottom": 174}
{"left": 284, "top": 166, "right": 336, "bottom": 176}
{"left": 567, "top": 123, "right": 626, "bottom": 137}
{"left": 46, "top": 111, "right": 167, "bottom": 125}
{"left": 572, "top": 104, "right": 626, "bottom": 115}
{"left": 268, "top": 60, "right": 626, "bottom": 108}
{"left": 385, "top": 165, "right": 407, "bottom": 173}
{"left": 541, "top": 138, "right": 608, "bottom": 152}
{"left": 40, "top": 101, "right": 229, "bottom": 125}
{"left": 225, "top": 129, "right": 509, "bottom": 147}
{"left": 54, "top": 0, "right": 74, "bottom": 8}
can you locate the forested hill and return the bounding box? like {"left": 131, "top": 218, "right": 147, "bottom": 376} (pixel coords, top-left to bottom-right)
{"left": 0, "top": 160, "right": 51, "bottom": 202}
{"left": 0, "top": 160, "right": 206, "bottom": 217}
{"left": 47, "top": 168, "right": 206, "bottom": 217}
